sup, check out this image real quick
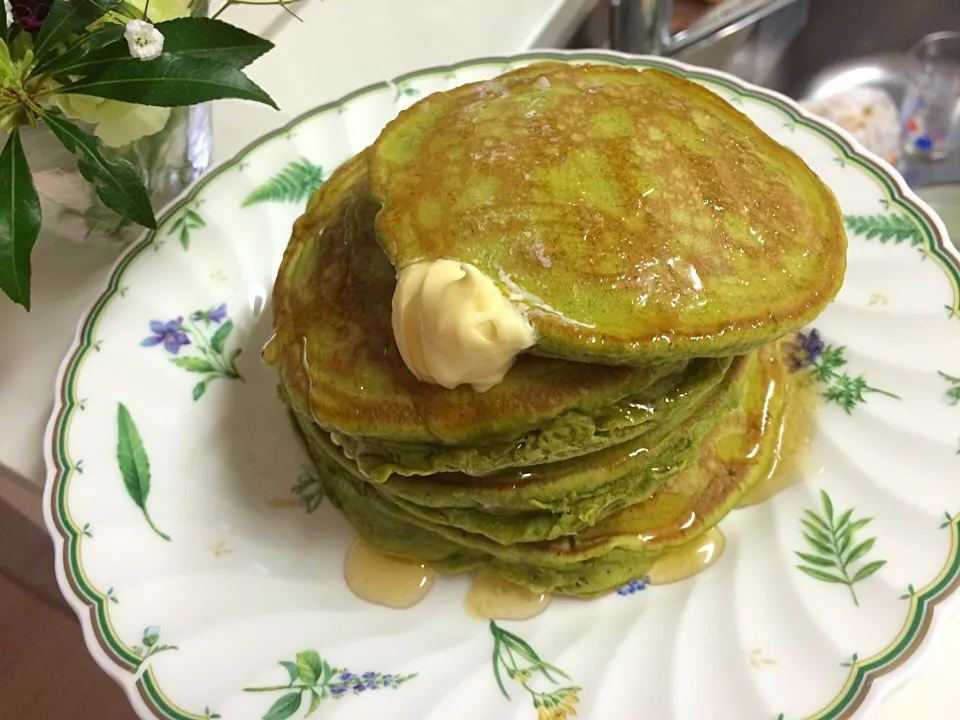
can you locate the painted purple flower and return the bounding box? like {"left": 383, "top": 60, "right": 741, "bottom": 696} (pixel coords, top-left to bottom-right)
{"left": 141, "top": 317, "right": 191, "bottom": 355}
{"left": 10, "top": 0, "right": 52, "bottom": 31}
{"left": 789, "top": 329, "right": 825, "bottom": 370}
{"left": 361, "top": 672, "right": 377, "bottom": 680}
{"left": 339, "top": 672, "right": 356, "bottom": 682}
{"left": 330, "top": 685, "right": 348, "bottom": 698}
{"left": 192, "top": 302, "right": 228, "bottom": 326}
{"left": 616, "top": 576, "right": 650, "bottom": 596}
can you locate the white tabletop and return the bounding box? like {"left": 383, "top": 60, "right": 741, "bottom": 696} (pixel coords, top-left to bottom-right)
{"left": 0, "top": 1, "right": 955, "bottom": 716}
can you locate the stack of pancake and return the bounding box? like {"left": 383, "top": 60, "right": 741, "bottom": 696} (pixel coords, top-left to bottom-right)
{"left": 266, "top": 63, "right": 846, "bottom": 597}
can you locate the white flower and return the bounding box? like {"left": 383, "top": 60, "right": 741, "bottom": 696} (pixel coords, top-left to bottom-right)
{"left": 124, "top": 19, "right": 165, "bottom": 61}
{"left": 57, "top": 94, "right": 172, "bottom": 147}
{"left": 3, "top": 0, "right": 13, "bottom": 30}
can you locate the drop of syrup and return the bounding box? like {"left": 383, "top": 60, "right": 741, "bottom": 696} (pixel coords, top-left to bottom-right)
{"left": 344, "top": 539, "right": 436, "bottom": 609}
{"left": 465, "top": 569, "right": 552, "bottom": 620}
{"left": 646, "top": 527, "right": 726, "bottom": 585}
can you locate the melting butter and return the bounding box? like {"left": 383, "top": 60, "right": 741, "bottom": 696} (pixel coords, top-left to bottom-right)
{"left": 465, "top": 569, "right": 551, "bottom": 620}
{"left": 344, "top": 539, "right": 436, "bottom": 609}
{"left": 392, "top": 260, "right": 535, "bottom": 392}
{"left": 647, "top": 527, "right": 726, "bottom": 585}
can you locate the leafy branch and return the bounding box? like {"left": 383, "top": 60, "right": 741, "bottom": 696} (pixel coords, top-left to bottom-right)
{"left": 807, "top": 342, "right": 900, "bottom": 414}
{"left": 0, "top": 0, "right": 283, "bottom": 309}
{"left": 490, "top": 621, "right": 580, "bottom": 718}
{"left": 292, "top": 471, "right": 323, "bottom": 513}
{"left": 844, "top": 213, "right": 923, "bottom": 247}
{"left": 796, "top": 489, "right": 886, "bottom": 607}
{"left": 132, "top": 625, "right": 177, "bottom": 666}
{"left": 243, "top": 649, "right": 416, "bottom": 720}
{"left": 242, "top": 158, "right": 324, "bottom": 207}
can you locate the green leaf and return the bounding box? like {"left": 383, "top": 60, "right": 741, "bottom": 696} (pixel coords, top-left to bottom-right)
{"left": 242, "top": 159, "right": 324, "bottom": 206}
{"left": 846, "top": 518, "right": 872, "bottom": 534}
{"left": 305, "top": 689, "right": 322, "bottom": 717}
{"left": 0, "top": 130, "right": 41, "bottom": 309}
{"left": 210, "top": 319, "right": 233, "bottom": 354}
{"left": 320, "top": 659, "right": 333, "bottom": 684}
{"left": 795, "top": 552, "right": 836, "bottom": 568}
{"left": 170, "top": 357, "right": 215, "bottom": 373}
{"left": 844, "top": 537, "right": 876, "bottom": 565}
{"left": 54, "top": 18, "right": 274, "bottom": 77}
{"left": 41, "top": 113, "right": 156, "bottom": 229}
{"left": 33, "top": 24, "right": 125, "bottom": 76}
{"left": 143, "top": 626, "right": 159, "bottom": 647}
{"left": 802, "top": 532, "right": 834, "bottom": 556}
{"left": 852, "top": 559, "right": 886, "bottom": 583}
{"left": 279, "top": 661, "right": 298, "bottom": 683}
{"left": 797, "top": 565, "right": 847, "bottom": 584}
{"left": 296, "top": 650, "right": 323, "bottom": 686}
{"left": 820, "top": 489, "right": 834, "bottom": 523}
{"left": 834, "top": 508, "right": 854, "bottom": 536}
{"left": 116, "top": 403, "right": 151, "bottom": 511}
{"left": 801, "top": 519, "right": 832, "bottom": 546}
{"left": 191, "top": 379, "right": 209, "bottom": 401}
{"left": 802, "top": 509, "right": 831, "bottom": 533}
{"left": 63, "top": 54, "right": 278, "bottom": 109}
{"left": 33, "top": 0, "right": 122, "bottom": 63}
{"left": 262, "top": 691, "right": 302, "bottom": 720}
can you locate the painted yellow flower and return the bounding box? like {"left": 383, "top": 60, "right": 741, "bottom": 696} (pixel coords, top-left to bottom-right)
{"left": 56, "top": 94, "right": 172, "bottom": 147}
{"left": 536, "top": 691, "right": 580, "bottom": 720}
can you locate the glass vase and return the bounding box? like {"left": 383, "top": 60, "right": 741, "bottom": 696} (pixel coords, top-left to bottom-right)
{"left": 17, "top": 104, "right": 213, "bottom": 247}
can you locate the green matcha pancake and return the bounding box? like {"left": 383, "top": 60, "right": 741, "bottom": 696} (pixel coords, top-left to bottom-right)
{"left": 268, "top": 150, "right": 727, "bottom": 479}
{"left": 369, "top": 62, "right": 847, "bottom": 363}
{"left": 298, "top": 340, "right": 803, "bottom": 597}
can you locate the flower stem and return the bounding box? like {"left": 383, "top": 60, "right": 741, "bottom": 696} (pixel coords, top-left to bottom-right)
{"left": 243, "top": 684, "right": 303, "bottom": 693}
{"left": 868, "top": 386, "right": 901, "bottom": 400}
{"left": 143, "top": 508, "right": 171, "bottom": 542}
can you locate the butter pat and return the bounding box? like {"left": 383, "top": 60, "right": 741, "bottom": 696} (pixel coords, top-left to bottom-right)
{"left": 392, "top": 260, "right": 535, "bottom": 392}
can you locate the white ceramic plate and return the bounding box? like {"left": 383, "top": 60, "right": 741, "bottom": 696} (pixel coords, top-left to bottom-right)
{"left": 44, "top": 51, "right": 960, "bottom": 720}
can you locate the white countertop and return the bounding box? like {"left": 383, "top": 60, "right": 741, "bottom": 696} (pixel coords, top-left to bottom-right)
{"left": 0, "top": 1, "right": 955, "bottom": 717}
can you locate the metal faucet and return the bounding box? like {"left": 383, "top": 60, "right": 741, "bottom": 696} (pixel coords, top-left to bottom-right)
{"left": 609, "top": 0, "right": 801, "bottom": 56}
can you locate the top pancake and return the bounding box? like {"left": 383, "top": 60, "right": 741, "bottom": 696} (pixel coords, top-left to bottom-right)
{"left": 269, "top": 150, "right": 722, "bottom": 451}
{"left": 369, "top": 62, "right": 847, "bottom": 363}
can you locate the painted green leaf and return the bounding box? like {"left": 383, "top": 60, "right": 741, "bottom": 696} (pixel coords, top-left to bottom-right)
{"left": 296, "top": 649, "right": 323, "bottom": 686}
{"left": 116, "top": 404, "right": 170, "bottom": 540}
{"left": 171, "top": 357, "right": 215, "bottom": 373}
{"left": 117, "top": 403, "right": 151, "bottom": 511}
{"left": 802, "top": 532, "right": 833, "bottom": 556}
{"left": 33, "top": 0, "right": 121, "bottom": 62}
{"left": 796, "top": 552, "right": 836, "bottom": 568}
{"left": 801, "top": 519, "right": 832, "bottom": 545}
{"left": 242, "top": 159, "right": 324, "bottom": 206}
{"left": 143, "top": 626, "right": 160, "bottom": 647}
{"left": 852, "top": 559, "right": 886, "bottom": 583}
{"left": 192, "top": 379, "right": 210, "bottom": 401}
{"left": 41, "top": 114, "right": 156, "bottom": 229}
{"left": 847, "top": 518, "right": 872, "bottom": 534}
{"left": 820, "top": 489, "right": 834, "bottom": 521}
{"left": 835, "top": 508, "right": 854, "bottom": 535}
{"left": 845, "top": 537, "right": 876, "bottom": 565}
{"left": 278, "top": 661, "right": 298, "bottom": 683}
{"left": 803, "top": 509, "right": 831, "bottom": 532}
{"left": 844, "top": 213, "right": 923, "bottom": 247}
{"left": 797, "top": 566, "right": 847, "bottom": 584}
{"left": 262, "top": 692, "right": 302, "bottom": 720}
{"left": 306, "top": 690, "right": 322, "bottom": 717}
{"left": 0, "top": 130, "right": 42, "bottom": 309}
{"left": 210, "top": 319, "right": 234, "bottom": 354}
{"left": 63, "top": 55, "right": 278, "bottom": 109}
